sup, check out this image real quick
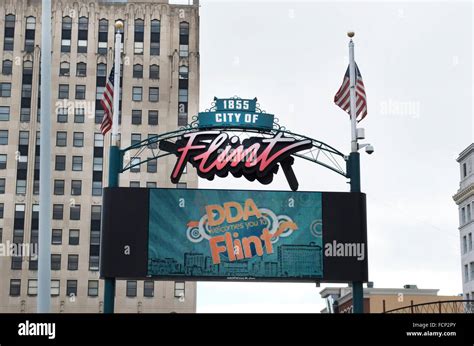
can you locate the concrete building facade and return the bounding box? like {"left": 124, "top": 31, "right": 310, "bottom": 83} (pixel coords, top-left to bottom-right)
{"left": 0, "top": 0, "right": 199, "bottom": 312}
{"left": 453, "top": 143, "right": 474, "bottom": 301}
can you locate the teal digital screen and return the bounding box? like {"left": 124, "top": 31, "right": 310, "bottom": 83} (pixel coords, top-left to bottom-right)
{"left": 148, "top": 189, "right": 323, "bottom": 280}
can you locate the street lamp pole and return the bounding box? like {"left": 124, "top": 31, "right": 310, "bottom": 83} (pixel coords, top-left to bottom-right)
{"left": 38, "top": 0, "right": 52, "bottom": 313}
{"left": 103, "top": 21, "right": 123, "bottom": 314}
{"left": 347, "top": 31, "right": 364, "bottom": 314}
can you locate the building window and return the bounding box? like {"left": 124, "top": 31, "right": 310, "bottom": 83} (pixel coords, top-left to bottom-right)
{"left": 66, "top": 280, "right": 77, "bottom": 296}
{"left": 68, "top": 254, "right": 79, "bottom": 270}
{"left": 57, "top": 108, "right": 68, "bottom": 123}
{"left": 0, "top": 83, "right": 12, "bottom": 97}
{"left": 20, "top": 108, "right": 30, "bottom": 122}
{"left": 70, "top": 205, "right": 81, "bottom": 220}
{"left": 88, "top": 280, "right": 99, "bottom": 296}
{"left": 131, "top": 134, "right": 141, "bottom": 146}
{"left": 61, "top": 16, "right": 72, "bottom": 52}
{"left": 2, "top": 60, "right": 13, "bottom": 75}
{"left": 58, "top": 84, "right": 69, "bottom": 99}
{"left": 133, "top": 64, "right": 143, "bottom": 78}
{"left": 178, "top": 113, "right": 188, "bottom": 127}
{"left": 471, "top": 262, "right": 474, "bottom": 282}
{"left": 132, "top": 110, "right": 142, "bottom": 125}
{"left": 91, "top": 205, "right": 102, "bottom": 221}
{"left": 60, "top": 61, "right": 70, "bottom": 76}
{"left": 149, "top": 87, "right": 159, "bottom": 102}
{"left": 463, "top": 163, "right": 467, "bottom": 178}
{"left": 55, "top": 155, "right": 66, "bottom": 171}
{"left": 24, "top": 17, "right": 36, "bottom": 52}
{"left": 76, "top": 62, "right": 87, "bottom": 77}
{"left": 150, "top": 20, "right": 160, "bottom": 55}
{"left": 74, "top": 108, "right": 84, "bottom": 123}
{"left": 148, "top": 111, "right": 158, "bottom": 125}
{"left": 75, "top": 85, "right": 86, "bottom": 100}
{"left": 0, "top": 203, "right": 3, "bottom": 218}
{"left": 130, "top": 157, "right": 140, "bottom": 172}
{"left": 147, "top": 159, "right": 157, "bottom": 173}
{"left": 150, "top": 64, "right": 159, "bottom": 79}
{"left": 134, "top": 19, "right": 144, "bottom": 55}
{"left": 73, "top": 132, "right": 84, "bottom": 147}
{"left": 77, "top": 17, "right": 89, "bottom": 53}
{"left": 89, "top": 256, "right": 99, "bottom": 271}
{"left": 21, "top": 84, "right": 32, "bottom": 98}
{"left": 53, "top": 204, "right": 64, "bottom": 220}
{"left": 93, "top": 157, "right": 103, "bottom": 171}
{"left": 146, "top": 182, "right": 157, "bottom": 188}
{"left": 72, "top": 156, "right": 83, "bottom": 171}
{"left": 97, "top": 63, "right": 107, "bottom": 78}
{"left": 98, "top": 19, "right": 108, "bottom": 55}
{"left": 179, "top": 88, "right": 188, "bottom": 103}
{"left": 54, "top": 180, "right": 65, "bottom": 195}
{"left": 51, "top": 254, "right": 61, "bottom": 270}
{"left": 0, "top": 178, "right": 5, "bottom": 194}
{"left": 69, "top": 180, "right": 82, "bottom": 196}
{"left": 174, "top": 281, "right": 185, "bottom": 298}
{"left": 132, "top": 87, "right": 142, "bottom": 101}
{"left": 95, "top": 109, "right": 104, "bottom": 124}
{"left": 69, "top": 229, "right": 80, "bottom": 245}
{"left": 94, "top": 133, "right": 104, "bottom": 147}
{"left": 0, "top": 154, "right": 6, "bottom": 169}
{"left": 179, "top": 65, "right": 189, "bottom": 79}
{"left": 4, "top": 15, "right": 16, "bottom": 52}
{"left": 13, "top": 229, "right": 24, "bottom": 244}
{"left": 465, "top": 264, "right": 469, "bottom": 283}
{"left": 462, "top": 207, "right": 466, "bottom": 225}
{"left": 51, "top": 280, "right": 60, "bottom": 296}
{"left": 0, "top": 106, "right": 9, "bottom": 121}
{"left": 126, "top": 280, "right": 137, "bottom": 297}
{"left": 19, "top": 131, "right": 29, "bottom": 145}
{"left": 179, "top": 22, "right": 190, "bottom": 57}
{"left": 144, "top": 281, "right": 154, "bottom": 297}
{"left": 56, "top": 131, "right": 67, "bottom": 147}
{"left": 52, "top": 229, "right": 62, "bottom": 245}
{"left": 130, "top": 181, "right": 140, "bottom": 188}
{"left": 469, "top": 233, "right": 473, "bottom": 252}
{"left": 11, "top": 256, "right": 22, "bottom": 270}
{"left": 28, "top": 279, "right": 37, "bottom": 296}
{"left": 92, "top": 181, "right": 102, "bottom": 196}
{"left": 16, "top": 180, "right": 26, "bottom": 195}
{"left": 0, "top": 130, "right": 7, "bottom": 145}
{"left": 10, "top": 279, "right": 21, "bottom": 296}
{"left": 468, "top": 204, "right": 472, "bottom": 222}
{"left": 177, "top": 183, "right": 187, "bottom": 189}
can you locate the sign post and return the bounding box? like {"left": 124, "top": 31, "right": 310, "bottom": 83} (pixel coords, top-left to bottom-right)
{"left": 102, "top": 21, "right": 123, "bottom": 314}
{"left": 348, "top": 31, "right": 365, "bottom": 313}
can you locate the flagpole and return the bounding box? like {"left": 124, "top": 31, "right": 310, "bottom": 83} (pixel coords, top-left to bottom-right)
{"left": 348, "top": 34, "right": 358, "bottom": 154}
{"left": 37, "top": 0, "right": 52, "bottom": 313}
{"left": 103, "top": 21, "right": 123, "bottom": 314}
{"left": 347, "top": 31, "right": 364, "bottom": 314}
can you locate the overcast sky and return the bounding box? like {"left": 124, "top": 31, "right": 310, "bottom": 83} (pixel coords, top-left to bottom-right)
{"left": 195, "top": 0, "right": 474, "bottom": 312}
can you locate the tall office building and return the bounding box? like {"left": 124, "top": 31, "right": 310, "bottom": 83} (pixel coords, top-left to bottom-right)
{"left": 0, "top": 0, "right": 199, "bottom": 312}
{"left": 453, "top": 144, "right": 474, "bottom": 301}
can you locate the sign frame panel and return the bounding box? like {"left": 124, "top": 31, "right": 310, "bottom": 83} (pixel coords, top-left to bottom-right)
{"left": 100, "top": 187, "right": 368, "bottom": 283}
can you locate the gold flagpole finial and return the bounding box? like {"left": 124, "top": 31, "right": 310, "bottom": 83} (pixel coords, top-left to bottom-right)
{"left": 347, "top": 31, "right": 355, "bottom": 38}
{"left": 115, "top": 20, "right": 124, "bottom": 32}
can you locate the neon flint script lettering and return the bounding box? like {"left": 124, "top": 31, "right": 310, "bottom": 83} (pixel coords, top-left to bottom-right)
{"left": 159, "top": 131, "right": 312, "bottom": 191}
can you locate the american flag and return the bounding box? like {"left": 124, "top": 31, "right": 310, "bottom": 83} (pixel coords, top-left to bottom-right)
{"left": 100, "top": 66, "right": 114, "bottom": 135}
{"left": 334, "top": 63, "right": 367, "bottom": 122}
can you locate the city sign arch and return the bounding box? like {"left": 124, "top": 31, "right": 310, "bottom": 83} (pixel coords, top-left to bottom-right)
{"left": 100, "top": 97, "right": 367, "bottom": 284}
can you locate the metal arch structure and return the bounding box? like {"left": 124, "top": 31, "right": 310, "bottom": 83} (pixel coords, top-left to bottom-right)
{"left": 118, "top": 115, "right": 349, "bottom": 180}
